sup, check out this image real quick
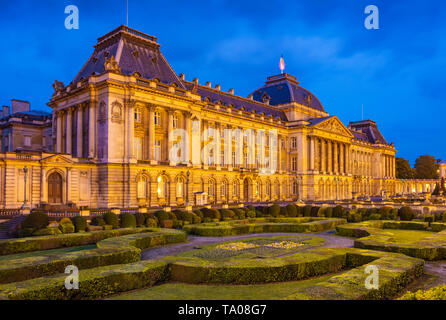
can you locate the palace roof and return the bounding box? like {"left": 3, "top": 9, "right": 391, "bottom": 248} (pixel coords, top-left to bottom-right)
{"left": 348, "top": 120, "right": 388, "bottom": 145}
{"left": 72, "top": 25, "right": 185, "bottom": 89}
{"left": 250, "top": 73, "right": 325, "bottom": 111}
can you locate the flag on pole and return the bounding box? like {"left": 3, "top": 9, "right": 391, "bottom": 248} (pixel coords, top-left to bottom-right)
{"left": 279, "top": 55, "right": 285, "bottom": 74}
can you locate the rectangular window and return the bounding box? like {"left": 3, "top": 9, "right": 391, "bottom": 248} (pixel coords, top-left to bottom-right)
{"left": 292, "top": 157, "right": 297, "bottom": 171}
{"left": 291, "top": 137, "right": 297, "bottom": 149}
{"left": 154, "top": 140, "right": 161, "bottom": 161}
{"left": 154, "top": 112, "right": 161, "bottom": 126}
{"left": 23, "top": 136, "right": 31, "bottom": 147}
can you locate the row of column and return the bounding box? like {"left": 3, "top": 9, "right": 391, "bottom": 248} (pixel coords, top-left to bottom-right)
{"left": 352, "top": 150, "right": 373, "bottom": 177}
{"left": 55, "top": 102, "right": 95, "bottom": 159}
{"left": 383, "top": 154, "right": 395, "bottom": 178}
{"left": 309, "top": 136, "right": 350, "bottom": 174}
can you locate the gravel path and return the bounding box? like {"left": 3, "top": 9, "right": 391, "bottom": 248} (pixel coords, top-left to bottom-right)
{"left": 140, "top": 230, "right": 354, "bottom": 260}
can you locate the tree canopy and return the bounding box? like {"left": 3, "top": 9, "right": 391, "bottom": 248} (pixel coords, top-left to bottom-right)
{"left": 396, "top": 157, "right": 415, "bottom": 179}
{"left": 414, "top": 155, "right": 439, "bottom": 179}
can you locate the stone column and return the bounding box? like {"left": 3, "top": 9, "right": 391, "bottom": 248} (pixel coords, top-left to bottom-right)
{"left": 340, "top": 143, "right": 344, "bottom": 174}
{"left": 185, "top": 112, "right": 192, "bottom": 164}
{"left": 167, "top": 109, "right": 174, "bottom": 161}
{"left": 321, "top": 139, "right": 326, "bottom": 172}
{"left": 278, "top": 134, "right": 282, "bottom": 172}
{"left": 345, "top": 145, "right": 350, "bottom": 174}
{"left": 127, "top": 101, "right": 135, "bottom": 161}
{"left": 66, "top": 108, "right": 72, "bottom": 155}
{"left": 333, "top": 142, "right": 338, "bottom": 174}
{"left": 309, "top": 136, "right": 314, "bottom": 171}
{"left": 148, "top": 105, "right": 155, "bottom": 161}
{"left": 327, "top": 140, "right": 332, "bottom": 174}
{"left": 56, "top": 111, "right": 62, "bottom": 153}
{"left": 88, "top": 102, "right": 95, "bottom": 158}
{"left": 77, "top": 106, "right": 83, "bottom": 158}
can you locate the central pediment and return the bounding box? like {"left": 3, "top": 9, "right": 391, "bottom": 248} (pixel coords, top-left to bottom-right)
{"left": 310, "top": 116, "right": 353, "bottom": 138}
{"left": 40, "top": 154, "right": 76, "bottom": 164}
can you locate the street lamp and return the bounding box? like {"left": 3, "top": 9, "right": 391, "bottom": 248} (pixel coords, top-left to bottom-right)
{"left": 185, "top": 170, "right": 190, "bottom": 206}
{"left": 21, "top": 166, "right": 30, "bottom": 210}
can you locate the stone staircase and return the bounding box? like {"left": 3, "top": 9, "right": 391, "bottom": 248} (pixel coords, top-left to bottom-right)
{"left": 0, "top": 215, "right": 26, "bottom": 240}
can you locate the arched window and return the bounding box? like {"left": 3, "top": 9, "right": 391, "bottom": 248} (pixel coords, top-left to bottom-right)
{"left": 157, "top": 176, "right": 167, "bottom": 198}
{"left": 233, "top": 180, "right": 239, "bottom": 197}
{"left": 176, "top": 177, "right": 185, "bottom": 198}
{"left": 221, "top": 180, "right": 228, "bottom": 198}
{"left": 266, "top": 181, "right": 271, "bottom": 198}
{"left": 137, "top": 175, "right": 148, "bottom": 199}
{"left": 208, "top": 179, "right": 216, "bottom": 197}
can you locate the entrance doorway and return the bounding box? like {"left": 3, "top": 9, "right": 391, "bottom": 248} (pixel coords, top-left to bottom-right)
{"left": 48, "top": 172, "right": 63, "bottom": 204}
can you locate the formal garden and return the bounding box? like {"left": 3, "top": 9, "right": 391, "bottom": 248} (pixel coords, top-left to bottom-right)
{"left": 1, "top": 203, "right": 446, "bottom": 300}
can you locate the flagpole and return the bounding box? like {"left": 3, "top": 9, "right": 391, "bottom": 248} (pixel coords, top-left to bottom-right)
{"left": 126, "top": 0, "right": 129, "bottom": 26}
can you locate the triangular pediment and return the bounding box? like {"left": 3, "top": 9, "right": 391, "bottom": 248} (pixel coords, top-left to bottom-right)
{"left": 313, "top": 116, "right": 353, "bottom": 138}
{"left": 40, "top": 154, "right": 75, "bottom": 164}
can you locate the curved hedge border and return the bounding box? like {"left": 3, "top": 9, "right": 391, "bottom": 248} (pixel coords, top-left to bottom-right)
{"left": 183, "top": 217, "right": 347, "bottom": 237}
{"left": 0, "top": 228, "right": 186, "bottom": 284}
{"left": 0, "top": 247, "right": 423, "bottom": 300}
{"left": 0, "top": 228, "right": 155, "bottom": 256}
{"left": 336, "top": 221, "right": 446, "bottom": 260}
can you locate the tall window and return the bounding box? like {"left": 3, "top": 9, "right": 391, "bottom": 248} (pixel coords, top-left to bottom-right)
{"left": 292, "top": 157, "right": 297, "bottom": 171}
{"left": 221, "top": 180, "right": 228, "bottom": 198}
{"left": 233, "top": 180, "right": 239, "bottom": 197}
{"left": 266, "top": 182, "right": 271, "bottom": 198}
{"left": 208, "top": 179, "right": 216, "bottom": 197}
{"left": 176, "top": 177, "right": 184, "bottom": 198}
{"left": 292, "top": 181, "right": 298, "bottom": 195}
{"left": 154, "top": 111, "right": 161, "bottom": 126}
{"left": 137, "top": 176, "right": 148, "bottom": 199}
{"left": 232, "top": 152, "right": 236, "bottom": 167}
{"left": 134, "top": 137, "right": 142, "bottom": 160}
{"left": 221, "top": 150, "right": 225, "bottom": 166}
{"left": 154, "top": 140, "right": 161, "bottom": 161}
{"left": 291, "top": 137, "right": 297, "bottom": 149}
{"left": 157, "top": 176, "right": 167, "bottom": 198}
{"left": 134, "top": 108, "right": 142, "bottom": 122}
{"left": 172, "top": 114, "right": 179, "bottom": 128}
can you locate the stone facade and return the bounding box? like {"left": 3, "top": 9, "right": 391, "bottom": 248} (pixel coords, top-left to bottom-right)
{"left": 0, "top": 25, "right": 433, "bottom": 209}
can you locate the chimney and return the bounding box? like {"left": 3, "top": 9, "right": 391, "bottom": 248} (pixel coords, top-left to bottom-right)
{"left": 215, "top": 84, "right": 221, "bottom": 90}
{"left": 11, "top": 99, "right": 30, "bottom": 114}
{"left": 192, "top": 78, "right": 199, "bottom": 84}
{"left": 228, "top": 88, "right": 234, "bottom": 95}
{"left": 205, "top": 81, "right": 212, "bottom": 87}
{"left": 248, "top": 94, "right": 253, "bottom": 100}
{"left": 2, "top": 106, "right": 10, "bottom": 118}
{"left": 178, "top": 73, "right": 185, "bottom": 80}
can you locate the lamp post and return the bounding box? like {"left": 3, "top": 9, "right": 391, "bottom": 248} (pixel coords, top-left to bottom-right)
{"left": 21, "top": 166, "right": 30, "bottom": 211}
{"left": 185, "top": 170, "right": 190, "bottom": 207}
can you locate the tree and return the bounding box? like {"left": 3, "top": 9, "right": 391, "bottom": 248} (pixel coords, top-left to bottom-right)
{"left": 414, "top": 155, "right": 439, "bottom": 179}
{"left": 396, "top": 157, "right": 415, "bottom": 179}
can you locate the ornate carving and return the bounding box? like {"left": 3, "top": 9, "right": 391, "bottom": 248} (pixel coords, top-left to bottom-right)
{"left": 111, "top": 101, "right": 123, "bottom": 122}
{"left": 317, "top": 118, "right": 350, "bottom": 136}
{"left": 52, "top": 80, "right": 65, "bottom": 96}
{"left": 104, "top": 55, "right": 121, "bottom": 73}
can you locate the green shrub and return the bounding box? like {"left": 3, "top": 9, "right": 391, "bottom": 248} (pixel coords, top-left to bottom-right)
{"left": 378, "top": 206, "right": 393, "bottom": 219}
{"left": 120, "top": 213, "right": 137, "bottom": 228}
{"left": 269, "top": 204, "right": 280, "bottom": 217}
{"left": 22, "top": 212, "right": 49, "bottom": 232}
{"left": 247, "top": 210, "right": 256, "bottom": 218}
{"left": 369, "top": 213, "right": 382, "bottom": 221}
{"left": 179, "top": 211, "right": 196, "bottom": 223}
{"left": 311, "top": 206, "right": 320, "bottom": 217}
{"left": 247, "top": 205, "right": 255, "bottom": 211}
{"left": 303, "top": 205, "right": 312, "bottom": 217}
{"left": 155, "top": 210, "right": 170, "bottom": 221}
{"left": 296, "top": 206, "right": 303, "bottom": 217}
{"left": 193, "top": 210, "right": 203, "bottom": 218}
{"left": 145, "top": 218, "right": 158, "bottom": 228}
{"left": 17, "top": 228, "right": 34, "bottom": 238}
{"left": 32, "top": 227, "right": 62, "bottom": 236}
{"left": 317, "top": 207, "right": 327, "bottom": 217}
{"left": 220, "top": 210, "right": 235, "bottom": 220}
{"left": 59, "top": 223, "right": 75, "bottom": 234}
{"left": 202, "top": 208, "right": 221, "bottom": 220}
{"left": 104, "top": 212, "right": 119, "bottom": 229}
{"left": 347, "top": 210, "right": 362, "bottom": 223}
{"left": 325, "top": 207, "right": 333, "bottom": 218}
{"left": 333, "top": 205, "right": 344, "bottom": 218}
{"left": 232, "top": 208, "right": 245, "bottom": 219}
{"left": 280, "top": 206, "right": 288, "bottom": 217}
{"left": 191, "top": 213, "right": 201, "bottom": 224}
{"left": 71, "top": 216, "right": 87, "bottom": 232}
{"left": 398, "top": 206, "right": 414, "bottom": 221}
{"left": 255, "top": 210, "right": 263, "bottom": 218}
{"left": 134, "top": 213, "right": 146, "bottom": 227}
{"left": 90, "top": 217, "right": 106, "bottom": 226}
{"left": 442, "top": 211, "right": 446, "bottom": 222}
{"left": 59, "top": 218, "right": 72, "bottom": 225}
{"left": 286, "top": 204, "right": 298, "bottom": 217}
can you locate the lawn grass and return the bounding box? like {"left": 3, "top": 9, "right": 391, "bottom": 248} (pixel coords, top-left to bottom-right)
{"left": 0, "top": 245, "right": 96, "bottom": 262}
{"left": 106, "top": 273, "right": 336, "bottom": 300}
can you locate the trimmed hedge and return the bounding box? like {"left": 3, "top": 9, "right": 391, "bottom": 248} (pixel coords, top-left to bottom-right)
{"left": 120, "top": 213, "right": 137, "bottom": 229}
{"left": 0, "top": 228, "right": 187, "bottom": 285}
{"left": 90, "top": 217, "right": 106, "bottom": 227}
{"left": 104, "top": 212, "right": 119, "bottom": 229}
{"left": 21, "top": 212, "right": 49, "bottom": 234}
{"left": 71, "top": 216, "right": 87, "bottom": 233}
{"left": 183, "top": 218, "right": 347, "bottom": 237}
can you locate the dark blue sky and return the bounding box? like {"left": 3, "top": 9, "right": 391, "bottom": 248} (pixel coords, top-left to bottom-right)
{"left": 1, "top": 0, "right": 445, "bottom": 164}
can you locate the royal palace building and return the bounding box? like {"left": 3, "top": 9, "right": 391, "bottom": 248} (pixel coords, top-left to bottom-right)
{"left": 0, "top": 25, "right": 407, "bottom": 209}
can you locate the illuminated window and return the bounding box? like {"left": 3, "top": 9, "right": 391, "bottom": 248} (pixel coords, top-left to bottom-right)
{"left": 291, "top": 137, "right": 297, "bottom": 149}
{"left": 23, "top": 136, "right": 31, "bottom": 147}
{"left": 154, "top": 140, "right": 161, "bottom": 161}
{"left": 157, "top": 176, "right": 167, "bottom": 198}
{"left": 266, "top": 182, "right": 271, "bottom": 198}
{"left": 176, "top": 177, "right": 184, "bottom": 198}
{"left": 233, "top": 180, "right": 239, "bottom": 197}
{"left": 134, "top": 108, "right": 142, "bottom": 122}
{"left": 221, "top": 180, "right": 228, "bottom": 197}
{"left": 154, "top": 111, "right": 161, "bottom": 126}
{"left": 292, "top": 181, "right": 298, "bottom": 195}
{"left": 172, "top": 114, "right": 179, "bottom": 128}
{"left": 208, "top": 179, "right": 216, "bottom": 197}
{"left": 137, "top": 176, "right": 148, "bottom": 199}
{"left": 292, "top": 157, "right": 297, "bottom": 171}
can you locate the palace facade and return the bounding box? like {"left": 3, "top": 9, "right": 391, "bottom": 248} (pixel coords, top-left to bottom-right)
{"left": 0, "top": 25, "right": 425, "bottom": 210}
